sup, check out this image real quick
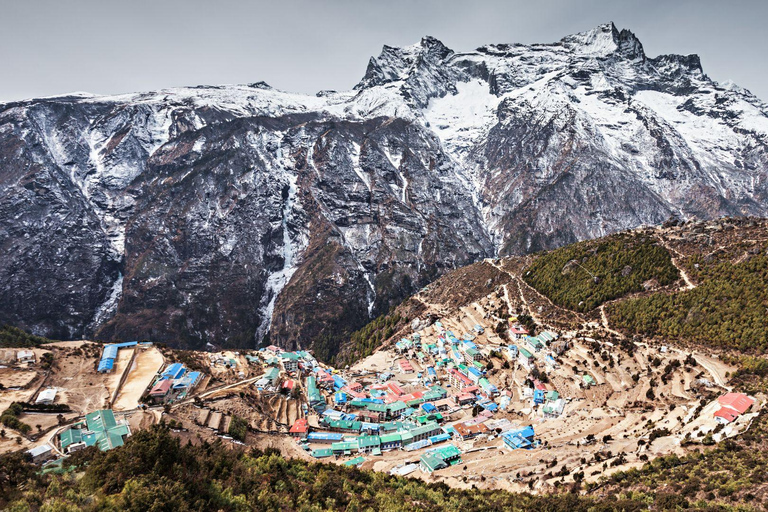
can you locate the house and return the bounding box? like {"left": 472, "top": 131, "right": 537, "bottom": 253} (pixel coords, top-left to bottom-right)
{"left": 420, "top": 444, "right": 462, "bottom": 473}
{"left": 404, "top": 422, "right": 443, "bottom": 445}
{"left": 17, "top": 350, "right": 35, "bottom": 364}
{"left": 324, "top": 419, "right": 362, "bottom": 434}
{"left": 357, "top": 435, "right": 381, "bottom": 454}
{"left": 306, "top": 432, "right": 344, "bottom": 444}
{"left": 289, "top": 418, "right": 309, "bottom": 439}
{"left": 60, "top": 409, "right": 131, "bottom": 453}
{"left": 473, "top": 324, "right": 485, "bottom": 334}
{"left": 388, "top": 401, "right": 408, "bottom": 419}
{"left": 543, "top": 399, "right": 566, "bottom": 417}
{"left": 27, "top": 444, "right": 54, "bottom": 464}
{"left": 263, "top": 367, "right": 280, "bottom": 386}
{"left": 172, "top": 371, "right": 202, "bottom": 393}
{"left": 35, "top": 388, "right": 57, "bottom": 405}
{"left": 380, "top": 432, "right": 403, "bottom": 450}
{"left": 524, "top": 336, "right": 544, "bottom": 353}
{"left": 502, "top": 425, "right": 536, "bottom": 450}
{"left": 509, "top": 324, "right": 529, "bottom": 339}
{"left": 280, "top": 352, "right": 300, "bottom": 373}
{"left": 420, "top": 452, "right": 447, "bottom": 473}
{"left": 316, "top": 370, "right": 335, "bottom": 389}
{"left": 504, "top": 345, "right": 519, "bottom": 361}
{"left": 466, "top": 367, "right": 483, "bottom": 384}
{"left": 398, "top": 359, "right": 414, "bottom": 373}
{"left": 331, "top": 441, "right": 359, "bottom": 456}
{"left": 478, "top": 378, "right": 498, "bottom": 397}
{"left": 161, "top": 363, "right": 186, "bottom": 380}
{"left": 448, "top": 369, "right": 473, "bottom": 390}
{"left": 455, "top": 393, "right": 474, "bottom": 406}
{"left": 533, "top": 389, "right": 545, "bottom": 405}
{"left": 545, "top": 355, "right": 558, "bottom": 369}
{"left": 149, "top": 379, "right": 173, "bottom": 403}
{"left": 365, "top": 403, "right": 388, "bottom": 422}
{"left": 582, "top": 374, "right": 596, "bottom": 387}
{"left": 433, "top": 398, "right": 453, "bottom": 412}
{"left": 714, "top": 393, "right": 756, "bottom": 423}
{"left": 538, "top": 331, "right": 558, "bottom": 345}
{"left": 517, "top": 347, "right": 534, "bottom": 368}
{"left": 453, "top": 422, "right": 489, "bottom": 441}
{"left": 306, "top": 376, "right": 325, "bottom": 412}
{"left": 311, "top": 448, "right": 334, "bottom": 458}
{"left": 344, "top": 456, "right": 366, "bottom": 467}
{"left": 97, "top": 345, "right": 119, "bottom": 373}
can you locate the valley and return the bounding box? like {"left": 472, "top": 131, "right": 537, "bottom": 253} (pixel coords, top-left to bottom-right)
{"left": 3, "top": 218, "right": 766, "bottom": 509}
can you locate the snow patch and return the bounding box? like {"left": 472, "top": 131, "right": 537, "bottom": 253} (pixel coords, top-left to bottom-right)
{"left": 423, "top": 79, "right": 500, "bottom": 155}
{"left": 88, "top": 273, "right": 123, "bottom": 332}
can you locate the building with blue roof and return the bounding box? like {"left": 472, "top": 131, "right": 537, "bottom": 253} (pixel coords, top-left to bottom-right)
{"left": 502, "top": 426, "right": 536, "bottom": 450}
{"left": 307, "top": 432, "right": 344, "bottom": 443}
{"left": 97, "top": 342, "right": 138, "bottom": 373}
{"left": 161, "top": 363, "right": 186, "bottom": 380}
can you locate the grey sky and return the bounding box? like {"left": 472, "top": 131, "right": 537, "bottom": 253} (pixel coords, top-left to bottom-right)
{"left": 2, "top": 0, "right": 767, "bottom": 103}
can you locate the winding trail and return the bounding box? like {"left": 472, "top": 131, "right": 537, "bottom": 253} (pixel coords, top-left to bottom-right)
{"left": 656, "top": 237, "right": 696, "bottom": 291}
{"left": 599, "top": 304, "right": 624, "bottom": 338}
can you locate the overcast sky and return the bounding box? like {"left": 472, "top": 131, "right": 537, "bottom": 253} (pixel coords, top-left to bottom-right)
{"left": 2, "top": 0, "right": 767, "bottom": 103}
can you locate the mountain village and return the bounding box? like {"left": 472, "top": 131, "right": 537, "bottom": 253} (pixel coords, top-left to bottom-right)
{"left": 1, "top": 255, "right": 761, "bottom": 493}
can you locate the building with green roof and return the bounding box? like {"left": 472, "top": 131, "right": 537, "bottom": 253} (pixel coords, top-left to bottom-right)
{"left": 331, "top": 441, "right": 358, "bottom": 455}
{"left": 343, "top": 456, "right": 366, "bottom": 467}
{"left": 380, "top": 433, "right": 402, "bottom": 450}
{"left": 311, "top": 448, "right": 334, "bottom": 458}
{"left": 357, "top": 435, "right": 381, "bottom": 453}
{"left": 419, "top": 452, "right": 446, "bottom": 473}
{"left": 60, "top": 409, "right": 130, "bottom": 453}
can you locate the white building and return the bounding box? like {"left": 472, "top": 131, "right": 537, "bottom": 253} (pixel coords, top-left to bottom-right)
{"left": 36, "top": 388, "right": 57, "bottom": 405}
{"left": 17, "top": 350, "right": 35, "bottom": 364}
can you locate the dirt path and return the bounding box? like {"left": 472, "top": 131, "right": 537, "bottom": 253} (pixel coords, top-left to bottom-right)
{"left": 599, "top": 304, "right": 624, "bottom": 338}
{"left": 692, "top": 353, "right": 732, "bottom": 390}
{"left": 656, "top": 237, "right": 696, "bottom": 290}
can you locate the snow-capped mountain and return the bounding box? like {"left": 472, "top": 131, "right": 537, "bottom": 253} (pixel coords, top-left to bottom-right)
{"left": 1, "top": 23, "right": 767, "bottom": 356}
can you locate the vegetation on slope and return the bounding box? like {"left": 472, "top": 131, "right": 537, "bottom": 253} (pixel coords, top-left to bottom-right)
{"left": 0, "top": 324, "right": 53, "bottom": 348}
{"left": 336, "top": 310, "right": 405, "bottom": 367}
{"left": 0, "top": 425, "right": 661, "bottom": 512}
{"left": 608, "top": 253, "right": 768, "bottom": 353}
{"left": 600, "top": 358, "right": 768, "bottom": 506}
{"left": 523, "top": 233, "right": 679, "bottom": 312}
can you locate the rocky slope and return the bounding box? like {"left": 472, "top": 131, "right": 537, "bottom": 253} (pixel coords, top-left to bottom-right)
{"left": 1, "top": 23, "right": 767, "bottom": 356}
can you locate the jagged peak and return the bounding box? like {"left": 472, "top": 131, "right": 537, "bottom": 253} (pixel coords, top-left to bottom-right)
{"left": 649, "top": 53, "right": 704, "bottom": 76}
{"left": 560, "top": 22, "right": 645, "bottom": 60}
{"left": 354, "top": 36, "right": 453, "bottom": 90}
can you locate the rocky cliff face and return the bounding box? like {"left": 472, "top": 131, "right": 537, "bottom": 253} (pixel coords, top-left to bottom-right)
{"left": 1, "top": 23, "right": 767, "bottom": 357}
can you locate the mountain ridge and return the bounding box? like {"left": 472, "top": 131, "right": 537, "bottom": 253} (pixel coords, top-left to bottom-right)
{"left": 1, "top": 23, "right": 767, "bottom": 357}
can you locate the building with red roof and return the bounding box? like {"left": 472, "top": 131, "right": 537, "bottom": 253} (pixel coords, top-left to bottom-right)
{"left": 718, "top": 393, "right": 755, "bottom": 414}
{"left": 714, "top": 393, "right": 755, "bottom": 423}
{"left": 289, "top": 418, "right": 309, "bottom": 438}
{"left": 448, "top": 369, "right": 473, "bottom": 390}
{"left": 149, "top": 379, "right": 173, "bottom": 402}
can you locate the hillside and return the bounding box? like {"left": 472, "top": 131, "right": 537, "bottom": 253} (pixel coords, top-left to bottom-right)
{"left": 0, "top": 425, "right": 660, "bottom": 511}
